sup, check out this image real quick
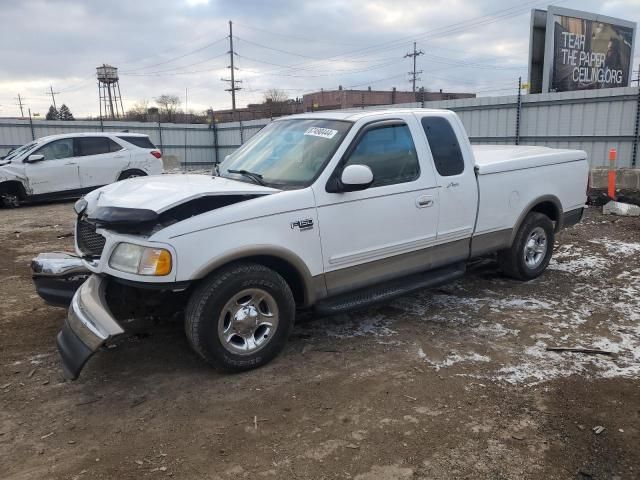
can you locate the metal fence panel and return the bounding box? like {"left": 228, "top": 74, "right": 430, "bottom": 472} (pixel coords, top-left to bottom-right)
{"left": 1, "top": 87, "right": 638, "bottom": 169}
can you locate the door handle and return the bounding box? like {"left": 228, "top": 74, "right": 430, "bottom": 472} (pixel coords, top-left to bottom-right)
{"left": 65, "top": 162, "right": 77, "bottom": 165}
{"left": 446, "top": 182, "right": 460, "bottom": 188}
{"left": 416, "top": 195, "right": 434, "bottom": 208}
{"left": 114, "top": 155, "right": 125, "bottom": 158}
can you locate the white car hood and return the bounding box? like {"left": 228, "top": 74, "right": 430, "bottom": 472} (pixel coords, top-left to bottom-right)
{"left": 87, "top": 174, "right": 279, "bottom": 214}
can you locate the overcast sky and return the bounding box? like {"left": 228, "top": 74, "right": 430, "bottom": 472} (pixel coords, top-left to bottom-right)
{"left": 0, "top": 0, "right": 638, "bottom": 118}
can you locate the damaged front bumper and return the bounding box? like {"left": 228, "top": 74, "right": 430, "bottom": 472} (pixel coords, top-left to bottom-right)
{"left": 31, "top": 252, "right": 90, "bottom": 307}
{"left": 57, "top": 274, "right": 124, "bottom": 380}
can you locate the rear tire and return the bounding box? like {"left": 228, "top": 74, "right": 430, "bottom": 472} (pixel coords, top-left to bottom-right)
{"left": 118, "top": 170, "right": 146, "bottom": 181}
{"left": 498, "top": 212, "right": 554, "bottom": 281}
{"left": 185, "top": 262, "right": 296, "bottom": 372}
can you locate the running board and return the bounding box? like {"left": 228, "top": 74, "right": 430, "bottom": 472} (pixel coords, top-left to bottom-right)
{"left": 315, "top": 262, "right": 466, "bottom": 316}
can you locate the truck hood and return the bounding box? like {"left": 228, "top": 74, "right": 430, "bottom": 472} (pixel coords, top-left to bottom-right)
{"left": 85, "top": 174, "right": 279, "bottom": 214}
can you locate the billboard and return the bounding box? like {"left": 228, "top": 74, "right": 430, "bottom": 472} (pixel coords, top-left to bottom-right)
{"left": 528, "top": 7, "right": 636, "bottom": 94}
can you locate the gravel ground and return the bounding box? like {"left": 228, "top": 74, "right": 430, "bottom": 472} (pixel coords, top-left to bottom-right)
{"left": 0, "top": 202, "right": 639, "bottom": 480}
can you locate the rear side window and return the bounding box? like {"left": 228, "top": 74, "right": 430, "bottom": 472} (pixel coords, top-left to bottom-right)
{"left": 108, "top": 138, "right": 123, "bottom": 152}
{"left": 75, "top": 137, "right": 111, "bottom": 156}
{"left": 344, "top": 123, "right": 419, "bottom": 187}
{"left": 117, "top": 136, "right": 155, "bottom": 149}
{"left": 421, "top": 117, "right": 465, "bottom": 176}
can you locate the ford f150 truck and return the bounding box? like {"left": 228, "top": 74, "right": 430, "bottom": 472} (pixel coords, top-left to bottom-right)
{"left": 50, "top": 109, "right": 588, "bottom": 379}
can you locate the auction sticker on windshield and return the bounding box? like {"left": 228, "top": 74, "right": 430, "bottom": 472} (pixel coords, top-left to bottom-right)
{"left": 304, "top": 127, "right": 338, "bottom": 139}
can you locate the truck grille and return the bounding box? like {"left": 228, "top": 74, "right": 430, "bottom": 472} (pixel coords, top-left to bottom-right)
{"left": 77, "top": 219, "right": 106, "bottom": 257}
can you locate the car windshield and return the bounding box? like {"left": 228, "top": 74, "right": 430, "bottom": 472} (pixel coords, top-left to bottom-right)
{"left": 2, "top": 141, "right": 39, "bottom": 161}
{"left": 219, "top": 119, "right": 352, "bottom": 188}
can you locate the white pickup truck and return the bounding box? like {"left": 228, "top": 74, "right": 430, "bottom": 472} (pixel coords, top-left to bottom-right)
{"left": 50, "top": 109, "right": 588, "bottom": 379}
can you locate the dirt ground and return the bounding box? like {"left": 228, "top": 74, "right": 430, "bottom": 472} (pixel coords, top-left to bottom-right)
{"left": 1, "top": 202, "right": 639, "bottom": 480}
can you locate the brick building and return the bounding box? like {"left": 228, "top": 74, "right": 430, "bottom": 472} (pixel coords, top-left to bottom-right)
{"left": 302, "top": 87, "right": 475, "bottom": 112}
{"left": 212, "top": 87, "right": 476, "bottom": 121}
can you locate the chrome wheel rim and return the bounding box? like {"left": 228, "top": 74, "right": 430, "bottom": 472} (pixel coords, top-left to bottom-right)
{"left": 523, "top": 226, "right": 547, "bottom": 269}
{"left": 217, "top": 288, "right": 279, "bottom": 355}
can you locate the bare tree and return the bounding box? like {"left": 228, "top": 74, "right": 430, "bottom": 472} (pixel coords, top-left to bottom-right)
{"left": 155, "top": 94, "right": 181, "bottom": 122}
{"left": 263, "top": 89, "right": 290, "bottom": 118}
{"left": 126, "top": 99, "right": 150, "bottom": 121}
{"left": 263, "top": 89, "right": 289, "bottom": 103}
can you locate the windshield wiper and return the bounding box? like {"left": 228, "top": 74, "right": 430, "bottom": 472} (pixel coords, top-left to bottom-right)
{"left": 226, "top": 169, "right": 266, "bottom": 186}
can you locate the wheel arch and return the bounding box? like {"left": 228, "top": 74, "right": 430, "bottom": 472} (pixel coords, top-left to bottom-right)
{"left": 191, "top": 246, "right": 325, "bottom": 308}
{"left": 509, "top": 195, "right": 563, "bottom": 246}
{"left": 0, "top": 180, "right": 27, "bottom": 199}
{"left": 117, "top": 169, "right": 147, "bottom": 180}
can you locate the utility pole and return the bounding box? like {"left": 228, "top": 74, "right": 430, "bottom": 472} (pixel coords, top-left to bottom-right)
{"left": 404, "top": 42, "right": 424, "bottom": 93}
{"left": 48, "top": 85, "right": 58, "bottom": 110}
{"left": 15, "top": 93, "right": 25, "bottom": 117}
{"left": 221, "top": 20, "right": 242, "bottom": 112}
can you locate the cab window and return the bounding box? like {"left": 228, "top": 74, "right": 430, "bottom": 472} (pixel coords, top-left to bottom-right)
{"left": 343, "top": 123, "right": 419, "bottom": 188}
{"left": 34, "top": 138, "right": 74, "bottom": 160}
{"left": 421, "top": 117, "right": 465, "bottom": 177}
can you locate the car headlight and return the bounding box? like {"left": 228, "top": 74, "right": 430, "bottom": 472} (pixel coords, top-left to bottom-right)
{"left": 74, "top": 197, "right": 88, "bottom": 214}
{"left": 109, "top": 243, "right": 172, "bottom": 276}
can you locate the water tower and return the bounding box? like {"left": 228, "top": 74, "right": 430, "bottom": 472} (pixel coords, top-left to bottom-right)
{"left": 97, "top": 64, "right": 125, "bottom": 119}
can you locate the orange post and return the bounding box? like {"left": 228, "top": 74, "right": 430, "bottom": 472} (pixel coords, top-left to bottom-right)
{"left": 608, "top": 148, "right": 617, "bottom": 200}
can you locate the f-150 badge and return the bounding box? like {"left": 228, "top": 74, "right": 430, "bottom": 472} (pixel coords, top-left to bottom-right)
{"left": 290, "top": 219, "right": 314, "bottom": 231}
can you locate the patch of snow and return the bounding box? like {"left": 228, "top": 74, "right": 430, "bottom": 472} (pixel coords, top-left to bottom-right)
{"left": 424, "top": 352, "right": 490, "bottom": 371}
{"left": 549, "top": 254, "right": 608, "bottom": 276}
{"left": 594, "top": 239, "right": 640, "bottom": 256}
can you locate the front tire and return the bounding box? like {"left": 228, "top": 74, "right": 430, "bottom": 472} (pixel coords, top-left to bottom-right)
{"left": 185, "top": 263, "right": 296, "bottom": 372}
{"left": 0, "top": 192, "right": 20, "bottom": 208}
{"left": 498, "top": 212, "right": 554, "bottom": 281}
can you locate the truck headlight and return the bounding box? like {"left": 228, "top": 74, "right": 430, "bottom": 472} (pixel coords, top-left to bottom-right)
{"left": 109, "top": 243, "right": 172, "bottom": 276}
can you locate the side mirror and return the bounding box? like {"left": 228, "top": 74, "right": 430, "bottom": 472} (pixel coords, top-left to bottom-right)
{"left": 340, "top": 164, "right": 374, "bottom": 192}
{"left": 25, "top": 154, "right": 44, "bottom": 163}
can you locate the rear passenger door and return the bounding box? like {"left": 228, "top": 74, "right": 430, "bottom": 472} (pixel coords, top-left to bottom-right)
{"left": 74, "top": 136, "right": 129, "bottom": 189}
{"left": 417, "top": 114, "right": 477, "bottom": 245}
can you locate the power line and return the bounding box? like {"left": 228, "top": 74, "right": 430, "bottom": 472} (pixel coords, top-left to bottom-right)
{"left": 121, "top": 36, "right": 228, "bottom": 73}
{"left": 121, "top": 52, "right": 228, "bottom": 76}
{"left": 246, "top": 0, "right": 562, "bottom": 78}
{"left": 234, "top": 22, "right": 360, "bottom": 47}
{"left": 405, "top": 42, "right": 424, "bottom": 93}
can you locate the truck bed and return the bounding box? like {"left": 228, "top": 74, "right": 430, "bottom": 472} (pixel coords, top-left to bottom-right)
{"left": 472, "top": 145, "right": 587, "bottom": 175}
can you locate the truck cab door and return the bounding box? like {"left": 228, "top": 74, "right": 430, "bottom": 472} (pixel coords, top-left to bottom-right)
{"left": 74, "top": 137, "right": 128, "bottom": 190}
{"left": 417, "top": 114, "right": 478, "bottom": 250}
{"left": 24, "top": 138, "right": 81, "bottom": 195}
{"left": 312, "top": 114, "right": 440, "bottom": 296}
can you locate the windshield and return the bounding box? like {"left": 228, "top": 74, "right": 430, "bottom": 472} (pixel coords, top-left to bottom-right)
{"left": 219, "top": 119, "right": 352, "bottom": 188}
{"left": 2, "top": 141, "right": 39, "bottom": 161}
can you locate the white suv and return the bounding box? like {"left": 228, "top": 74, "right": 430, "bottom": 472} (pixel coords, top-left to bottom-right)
{"left": 0, "top": 132, "right": 164, "bottom": 207}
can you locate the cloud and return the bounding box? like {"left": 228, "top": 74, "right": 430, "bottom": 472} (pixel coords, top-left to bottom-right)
{"left": 0, "top": 0, "right": 637, "bottom": 117}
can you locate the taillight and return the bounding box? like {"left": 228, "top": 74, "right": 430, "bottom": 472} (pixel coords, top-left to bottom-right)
{"left": 150, "top": 150, "right": 162, "bottom": 159}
